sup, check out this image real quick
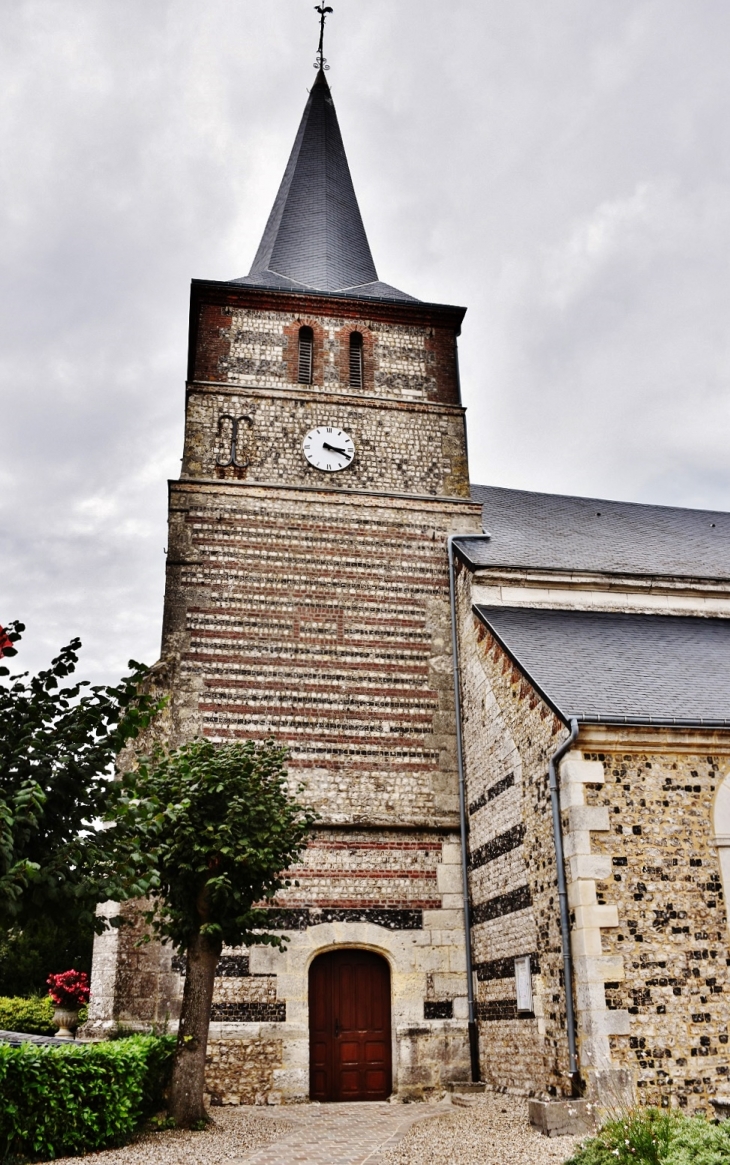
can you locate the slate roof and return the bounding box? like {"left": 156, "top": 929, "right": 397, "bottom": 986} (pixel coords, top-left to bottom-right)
{"left": 233, "top": 69, "right": 415, "bottom": 303}
{"left": 462, "top": 484, "right": 730, "bottom": 581}
{"left": 475, "top": 606, "right": 730, "bottom": 725}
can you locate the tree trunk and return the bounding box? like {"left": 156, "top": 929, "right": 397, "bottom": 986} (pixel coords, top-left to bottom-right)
{"left": 168, "top": 930, "right": 222, "bottom": 1125}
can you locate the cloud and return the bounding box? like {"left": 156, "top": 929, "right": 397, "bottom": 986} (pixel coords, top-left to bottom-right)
{"left": 1, "top": 0, "right": 729, "bottom": 683}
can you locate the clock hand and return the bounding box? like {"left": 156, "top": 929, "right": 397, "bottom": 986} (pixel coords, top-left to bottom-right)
{"left": 322, "top": 442, "right": 349, "bottom": 456}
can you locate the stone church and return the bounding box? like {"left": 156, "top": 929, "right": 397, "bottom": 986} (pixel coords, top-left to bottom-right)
{"left": 87, "top": 62, "right": 730, "bottom": 1115}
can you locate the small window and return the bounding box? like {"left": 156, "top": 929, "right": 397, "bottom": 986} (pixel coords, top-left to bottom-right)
{"left": 349, "top": 331, "right": 363, "bottom": 388}
{"left": 514, "top": 956, "right": 533, "bottom": 1014}
{"left": 298, "top": 326, "right": 314, "bottom": 384}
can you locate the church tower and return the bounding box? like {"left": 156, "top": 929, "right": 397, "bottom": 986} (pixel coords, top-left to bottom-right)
{"left": 88, "top": 57, "right": 483, "bottom": 1104}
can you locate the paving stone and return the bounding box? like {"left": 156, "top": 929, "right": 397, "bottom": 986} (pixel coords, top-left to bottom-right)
{"left": 238, "top": 1102, "right": 448, "bottom": 1165}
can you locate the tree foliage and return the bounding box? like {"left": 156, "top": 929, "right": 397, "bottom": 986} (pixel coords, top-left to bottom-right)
{"left": 0, "top": 916, "right": 95, "bottom": 996}
{"left": 101, "top": 738, "right": 315, "bottom": 952}
{"left": 0, "top": 621, "right": 160, "bottom": 933}
{"left": 98, "top": 737, "right": 315, "bottom": 1124}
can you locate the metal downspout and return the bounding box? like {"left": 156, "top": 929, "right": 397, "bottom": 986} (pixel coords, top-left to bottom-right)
{"left": 447, "top": 536, "right": 480, "bottom": 1082}
{"left": 548, "top": 717, "right": 581, "bottom": 1096}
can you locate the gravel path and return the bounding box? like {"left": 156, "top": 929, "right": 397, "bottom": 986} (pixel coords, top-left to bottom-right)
{"left": 378, "top": 1093, "right": 581, "bottom": 1165}
{"left": 52, "top": 1108, "right": 294, "bottom": 1165}
{"left": 50, "top": 1096, "right": 581, "bottom": 1165}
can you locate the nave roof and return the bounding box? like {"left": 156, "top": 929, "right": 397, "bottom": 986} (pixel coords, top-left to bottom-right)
{"left": 465, "top": 484, "right": 730, "bottom": 581}
{"left": 476, "top": 605, "right": 730, "bottom": 726}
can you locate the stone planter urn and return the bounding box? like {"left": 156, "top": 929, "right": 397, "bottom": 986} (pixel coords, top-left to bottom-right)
{"left": 53, "top": 1008, "right": 79, "bottom": 1040}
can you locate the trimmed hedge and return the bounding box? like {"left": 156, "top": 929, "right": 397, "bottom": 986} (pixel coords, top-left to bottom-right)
{"left": 566, "top": 1107, "right": 730, "bottom": 1165}
{"left": 0, "top": 1034, "right": 175, "bottom": 1161}
{"left": 0, "top": 998, "right": 55, "bottom": 1038}
{"left": 0, "top": 997, "right": 88, "bottom": 1038}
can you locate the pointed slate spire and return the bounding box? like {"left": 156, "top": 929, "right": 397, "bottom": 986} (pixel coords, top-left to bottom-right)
{"left": 233, "top": 70, "right": 415, "bottom": 301}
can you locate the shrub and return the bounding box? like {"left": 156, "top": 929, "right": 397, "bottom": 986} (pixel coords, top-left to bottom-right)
{"left": 0, "top": 997, "right": 89, "bottom": 1037}
{"left": 566, "top": 1108, "right": 730, "bottom": 1165}
{"left": 0, "top": 997, "right": 55, "bottom": 1038}
{"left": 0, "top": 1033, "right": 175, "bottom": 1161}
{"left": 666, "top": 1115, "right": 730, "bottom": 1165}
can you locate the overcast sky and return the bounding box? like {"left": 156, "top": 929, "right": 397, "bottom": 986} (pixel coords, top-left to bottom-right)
{"left": 2, "top": 0, "right": 729, "bottom": 683}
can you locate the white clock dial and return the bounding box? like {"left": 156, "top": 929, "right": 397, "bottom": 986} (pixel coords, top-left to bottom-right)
{"left": 302, "top": 426, "right": 355, "bottom": 473}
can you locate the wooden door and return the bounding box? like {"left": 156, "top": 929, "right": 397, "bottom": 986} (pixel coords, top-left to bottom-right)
{"left": 309, "top": 949, "right": 392, "bottom": 1101}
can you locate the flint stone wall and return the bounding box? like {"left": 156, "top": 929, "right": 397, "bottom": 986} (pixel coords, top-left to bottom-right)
{"left": 87, "top": 289, "right": 479, "bottom": 1101}
{"left": 457, "top": 558, "right": 730, "bottom": 1111}
{"left": 161, "top": 483, "right": 480, "bottom": 823}
{"left": 456, "top": 566, "right": 572, "bottom": 1097}
{"left": 183, "top": 387, "right": 469, "bottom": 499}
{"left": 579, "top": 728, "right": 730, "bottom": 1113}
{"left": 193, "top": 302, "right": 462, "bottom": 408}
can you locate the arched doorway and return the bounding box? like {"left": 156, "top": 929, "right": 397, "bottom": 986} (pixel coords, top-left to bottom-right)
{"left": 309, "top": 948, "right": 392, "bottom": 1101}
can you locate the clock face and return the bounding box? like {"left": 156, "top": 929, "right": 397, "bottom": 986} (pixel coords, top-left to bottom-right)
{"left": 302, "top": 426, "right": 355, "bottom": 473}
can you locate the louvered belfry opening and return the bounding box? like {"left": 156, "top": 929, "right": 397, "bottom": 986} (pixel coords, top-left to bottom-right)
{"left": 349, "top": 331, "right": 363, "bottom": 388}
{"left": 298, "top": 326, "right": 314, "bottom": 384}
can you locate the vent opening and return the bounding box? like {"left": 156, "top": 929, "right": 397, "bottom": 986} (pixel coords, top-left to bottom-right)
{"left": 298, "top": 326, "right": 314, "bottom": 384}
{"left": 349, "top": 331, "right": 363, "bottom": 388}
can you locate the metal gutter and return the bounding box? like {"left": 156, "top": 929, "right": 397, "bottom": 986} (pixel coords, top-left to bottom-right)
{"left": 576, "top": 715, "right": 730, "bottom": 728}
{"left": 458, "top": 548, "right": 730, "bottom": 587}
{"left": 447, "top": 535, "right": 480, "bottom": 1082}
{"left": 547, "top": 718, "right": 581, "bottom": 1096}
{"left": 191, "top": 276, "right": 468, "bottom": 316}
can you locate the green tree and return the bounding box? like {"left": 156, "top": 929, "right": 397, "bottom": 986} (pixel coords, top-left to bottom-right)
{"left": 0, "top": 916, "right": 95, "bottom": 996}
{"left": 0, "top": 620, "right": 159, "bottom": 938}
{"left": 100, "top": 738, "right": 314, "bottom": 1126}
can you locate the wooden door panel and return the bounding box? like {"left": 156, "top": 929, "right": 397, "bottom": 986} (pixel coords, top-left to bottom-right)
{"left": 365, "top": 1040, "right": 387, "bottom": 1061}
{"left": 339, "top": 965, "right": 357, "bottom": 1029}
{"left": 366, "top": 1071, "right": 387, "bottom": 1093}
{"left": 309, "top": 949, "right": 391, "bottom": 1101}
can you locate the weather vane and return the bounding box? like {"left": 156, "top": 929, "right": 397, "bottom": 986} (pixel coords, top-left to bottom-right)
{"left": 314, "top": 4, "right": 333, "bottom": 71}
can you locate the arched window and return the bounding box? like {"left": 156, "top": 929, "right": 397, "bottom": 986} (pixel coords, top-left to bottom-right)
{"left": 298, "top": 326, "right": 314, "bottom": 384}
{"left": 349, "top": 331, "right": 363, "bottom": 388}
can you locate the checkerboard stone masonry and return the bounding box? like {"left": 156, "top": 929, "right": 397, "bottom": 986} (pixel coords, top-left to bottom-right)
{"left": 184, "top": 297, "right": 469, "bottom": 498}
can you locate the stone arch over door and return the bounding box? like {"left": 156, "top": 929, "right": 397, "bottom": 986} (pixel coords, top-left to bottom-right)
{"left": 713, "top": 772, "right": 730, "bottom": 926}
{"left": 309, "top": 948, "right": 392, "bottom": 1102}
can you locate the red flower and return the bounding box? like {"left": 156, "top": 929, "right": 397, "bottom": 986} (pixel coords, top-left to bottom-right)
{"left": 0, "top": 626, "right": 14, "bottom": 659}
{"left": 47, "top": 970, "right": 90, "bottom": 1009}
